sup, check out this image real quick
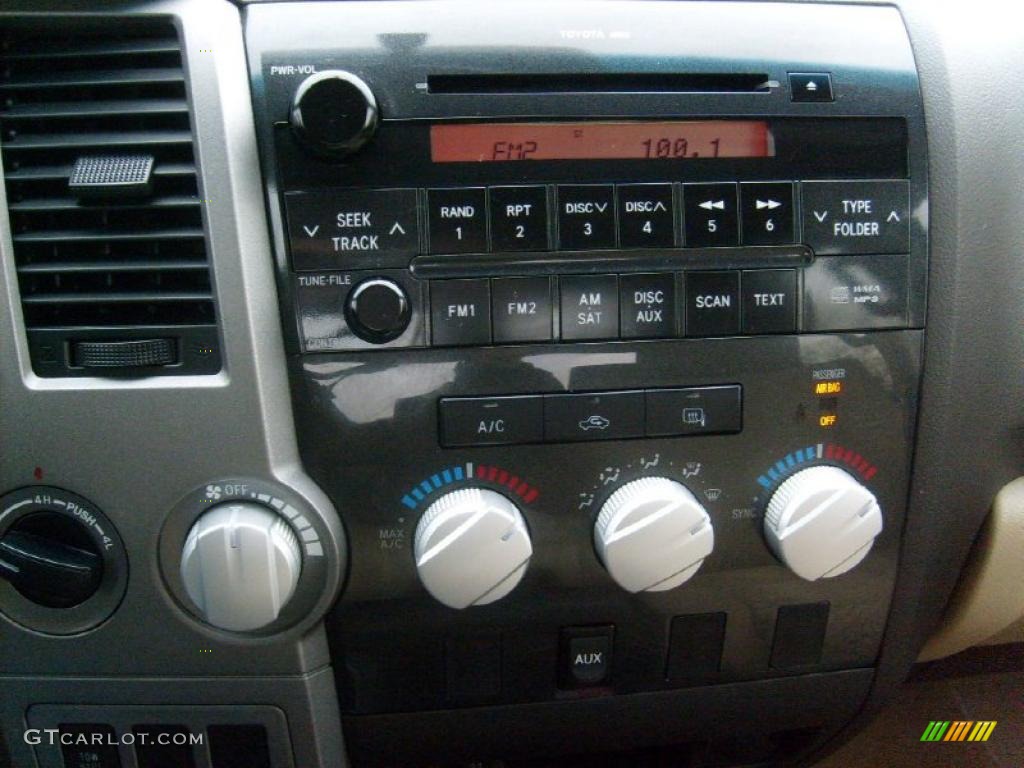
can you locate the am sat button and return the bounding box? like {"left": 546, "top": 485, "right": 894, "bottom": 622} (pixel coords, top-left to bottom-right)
{"left": 645, "top": 385, "right": 742, "bottom": 437}
{"left": 440, "top": 396, "right": 543, "bottom": 447}
{"left": 544, "top": 391, "right": 644, "bottom": 442}
{"left": 559, "top": 274, "right": 619, "bottom": 340}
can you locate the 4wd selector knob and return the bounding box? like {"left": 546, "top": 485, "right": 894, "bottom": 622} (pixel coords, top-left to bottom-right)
{"left": 764, "top": 466, "right": 883, "bottom": 581}
{"left": 181, "top": 503, "right": 302, "bottom": 632}
{"left": 290, "top": 70, "right": 378, "bottom": 158}
{"left": 594, "top": 477, "right": 714, "bottom": 592}
{"left": 414, "top": 488, "right": 532, "bottom": 609}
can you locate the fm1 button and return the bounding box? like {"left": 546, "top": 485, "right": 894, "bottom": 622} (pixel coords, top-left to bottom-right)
{"left": 558, "top": 185, "right": 616, "bottom": 249}
{"left": 686, "top": 271, "right": 740, "bottom": 336}
{"left": 617, "top": 184, "right": 675, "bottom": 248}
{"left": 440, "top": 396, "right": 544, "bottom": 447}
{"left": 620, "top": 273, "right": 676, "bottom": 338}
{"left": 742, "top": 270, "right": 797, "bottom": 334}
{"left": 559, "top": 275, "right": 619, "bottom": 340}
{"left": 561, "top": 626, "right": 614, "bottom": 687}
{"left": 740, "top": 182, "right": 795, "bottom": 245}
{"left": 430, "top": 279, "right": 491, "bottom": 346}
{"left": 428, "top": 188, "right": 487, "bottom": 253}
{"left": 489, "top": 186, "right": 550, "bottom": 251}
{"left": 492, "top": 277, "right": 553, "bottom": 342}
{"left": 683, "top": 183, "right": 739, "bottom": 247}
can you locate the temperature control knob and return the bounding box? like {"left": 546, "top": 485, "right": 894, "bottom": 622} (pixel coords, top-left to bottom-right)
{"left": 181, "top": 503, "right": 302, "bottom": 632}
{"left": 594, "top": 477, "right": 714, "bottom": 593}
{"left": 414, "top": 488, "right": 532, "bottom": 609}
{"left": 764, "top": 466, "right": 883, "bottom": 581}
{"left": 290, "top": 70, "right": 378, "bottom": 158}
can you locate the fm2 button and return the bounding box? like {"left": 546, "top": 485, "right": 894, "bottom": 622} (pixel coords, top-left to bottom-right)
{"left": 491, "top": 277, "right": 553, "bottom": 343}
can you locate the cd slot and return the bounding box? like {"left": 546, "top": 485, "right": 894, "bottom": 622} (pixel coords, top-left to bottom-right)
{"left": 410, "top": 245, "right": 812, "bottom": 279}
{"left": 426, "top": 73, "right": 772, "bottom": 95}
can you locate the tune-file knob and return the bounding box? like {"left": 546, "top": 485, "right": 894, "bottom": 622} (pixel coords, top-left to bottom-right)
{"left": 414, "top": 488, "right": 532, "bottom": 609}
{"left": 180, "top": 502, "right": 302, "bottom": 632}
{"left": 764, "top": 466, "right": 883, "bottom": 580}
{"left": 594, "top": 477, "right": 714, "bottom": 593}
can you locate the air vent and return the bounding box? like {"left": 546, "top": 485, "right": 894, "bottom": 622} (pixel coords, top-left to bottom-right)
{"left": 0, "top": 19, "right": 220, "bottom": 376}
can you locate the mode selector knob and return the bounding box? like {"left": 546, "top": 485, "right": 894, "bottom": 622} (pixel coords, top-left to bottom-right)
{"left": 594, "top": 477, "right": 714, "bottom": 593}
{"left": 290, "top": 70, "right": 379, "bottom": 158}
{"left": 180, "top": 503, "right": 302, "bottom": 632}
{"left": 414, "top": 488, "right": 532, "bottom": 609}
{"left": 764, "top": 466, "right": 883, "bottom": 581}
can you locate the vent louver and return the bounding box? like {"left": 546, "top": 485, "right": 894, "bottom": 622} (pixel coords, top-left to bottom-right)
{"left": 0, "top": 19, "right": 221, "bottom": 376}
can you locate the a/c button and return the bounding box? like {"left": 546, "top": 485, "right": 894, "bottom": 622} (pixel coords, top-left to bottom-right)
{"left": 439, "top": 395, "right": 544, "bottom": 447}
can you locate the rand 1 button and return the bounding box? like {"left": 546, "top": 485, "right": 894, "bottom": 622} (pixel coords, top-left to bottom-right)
{"left": 439, "top": 396, "right": 544, "bottom": 447}
{"left": 685, "top": 271, "right": 740, "bottom": 336}
{"left": 617, "top": 183, "right": 676, "bottom": 248}
{"left": 557, "top": 185, "right": 616, "bottom": 250}
{"left": 544, "top": 391, "right": 645, "bottom": 442}
{"left": 559, "top": 274, "right": 619, "bottom": 340}
{"left": 801, "top": 180, "right": 910, "bottom": 255}
{"left": 682, "top": 183, "right": 739, "bottom": 247}
{"left": 428, "top": 187, "right": 488, "bottom": 253}
{"left": 619, "top": 273, "right": 677, "bottom": 339}
{"left": 489, "top": 186, "right": 550, "bottom": 251}
{"left": 491, "top": 277, "right": 553, "bottom": 343}
{"left": 741, "top": 269, "right": 797, "bottom": 334}
{"left": 645, "top": 385, "right": 743, "bottom": 437}
{"left": 285, "top": 188, "right": 419, "bottom": 271}
{"left": 802, "top": 254, "right": 909, "bottom": 331}
{"left": 740, "top": 182, "right": 795, "bottom": 245}
{"left": 430, "top": 279, "right": 491, "bottom": 346}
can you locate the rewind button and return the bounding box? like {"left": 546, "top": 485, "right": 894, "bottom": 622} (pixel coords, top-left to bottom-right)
{"left": 683, "top": 183, "right": 739, "bottom": 247}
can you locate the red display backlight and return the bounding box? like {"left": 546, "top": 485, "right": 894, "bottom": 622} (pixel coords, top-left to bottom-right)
{"left": 430, "top": 120, "right": 773, "bottom": 162}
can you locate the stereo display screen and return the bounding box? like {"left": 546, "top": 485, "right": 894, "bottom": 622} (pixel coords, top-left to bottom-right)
{"left": 430, "top": 120, "right": 774, "bottom": 162}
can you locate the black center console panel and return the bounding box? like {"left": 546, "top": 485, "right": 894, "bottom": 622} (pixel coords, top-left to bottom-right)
{"left": 246, "top": 1, "right": 927, "bottom": 764}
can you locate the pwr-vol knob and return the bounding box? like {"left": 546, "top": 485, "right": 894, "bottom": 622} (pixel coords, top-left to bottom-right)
{"left": 594, "top": 477, "right": 714, "bottom": 592}
{"left": 290, "top": 70, "right": 378, "bottom": 158}
{"left": 180, "top": 503, "right": 302, "bottom": 632}
{"left": 414, "top": 488, "right": 532, "bottom": 609}
{"left": 764, "top": 466, "right": 883, "bottom": 581}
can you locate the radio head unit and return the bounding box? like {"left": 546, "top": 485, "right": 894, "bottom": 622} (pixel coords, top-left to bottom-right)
{"left": 246, "top": 1, "right": 926, "bottom": 763}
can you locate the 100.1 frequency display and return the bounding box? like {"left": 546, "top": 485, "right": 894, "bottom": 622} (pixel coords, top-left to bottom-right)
{"left": 429, "top": 120, "right": 774, "bottom": 162}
